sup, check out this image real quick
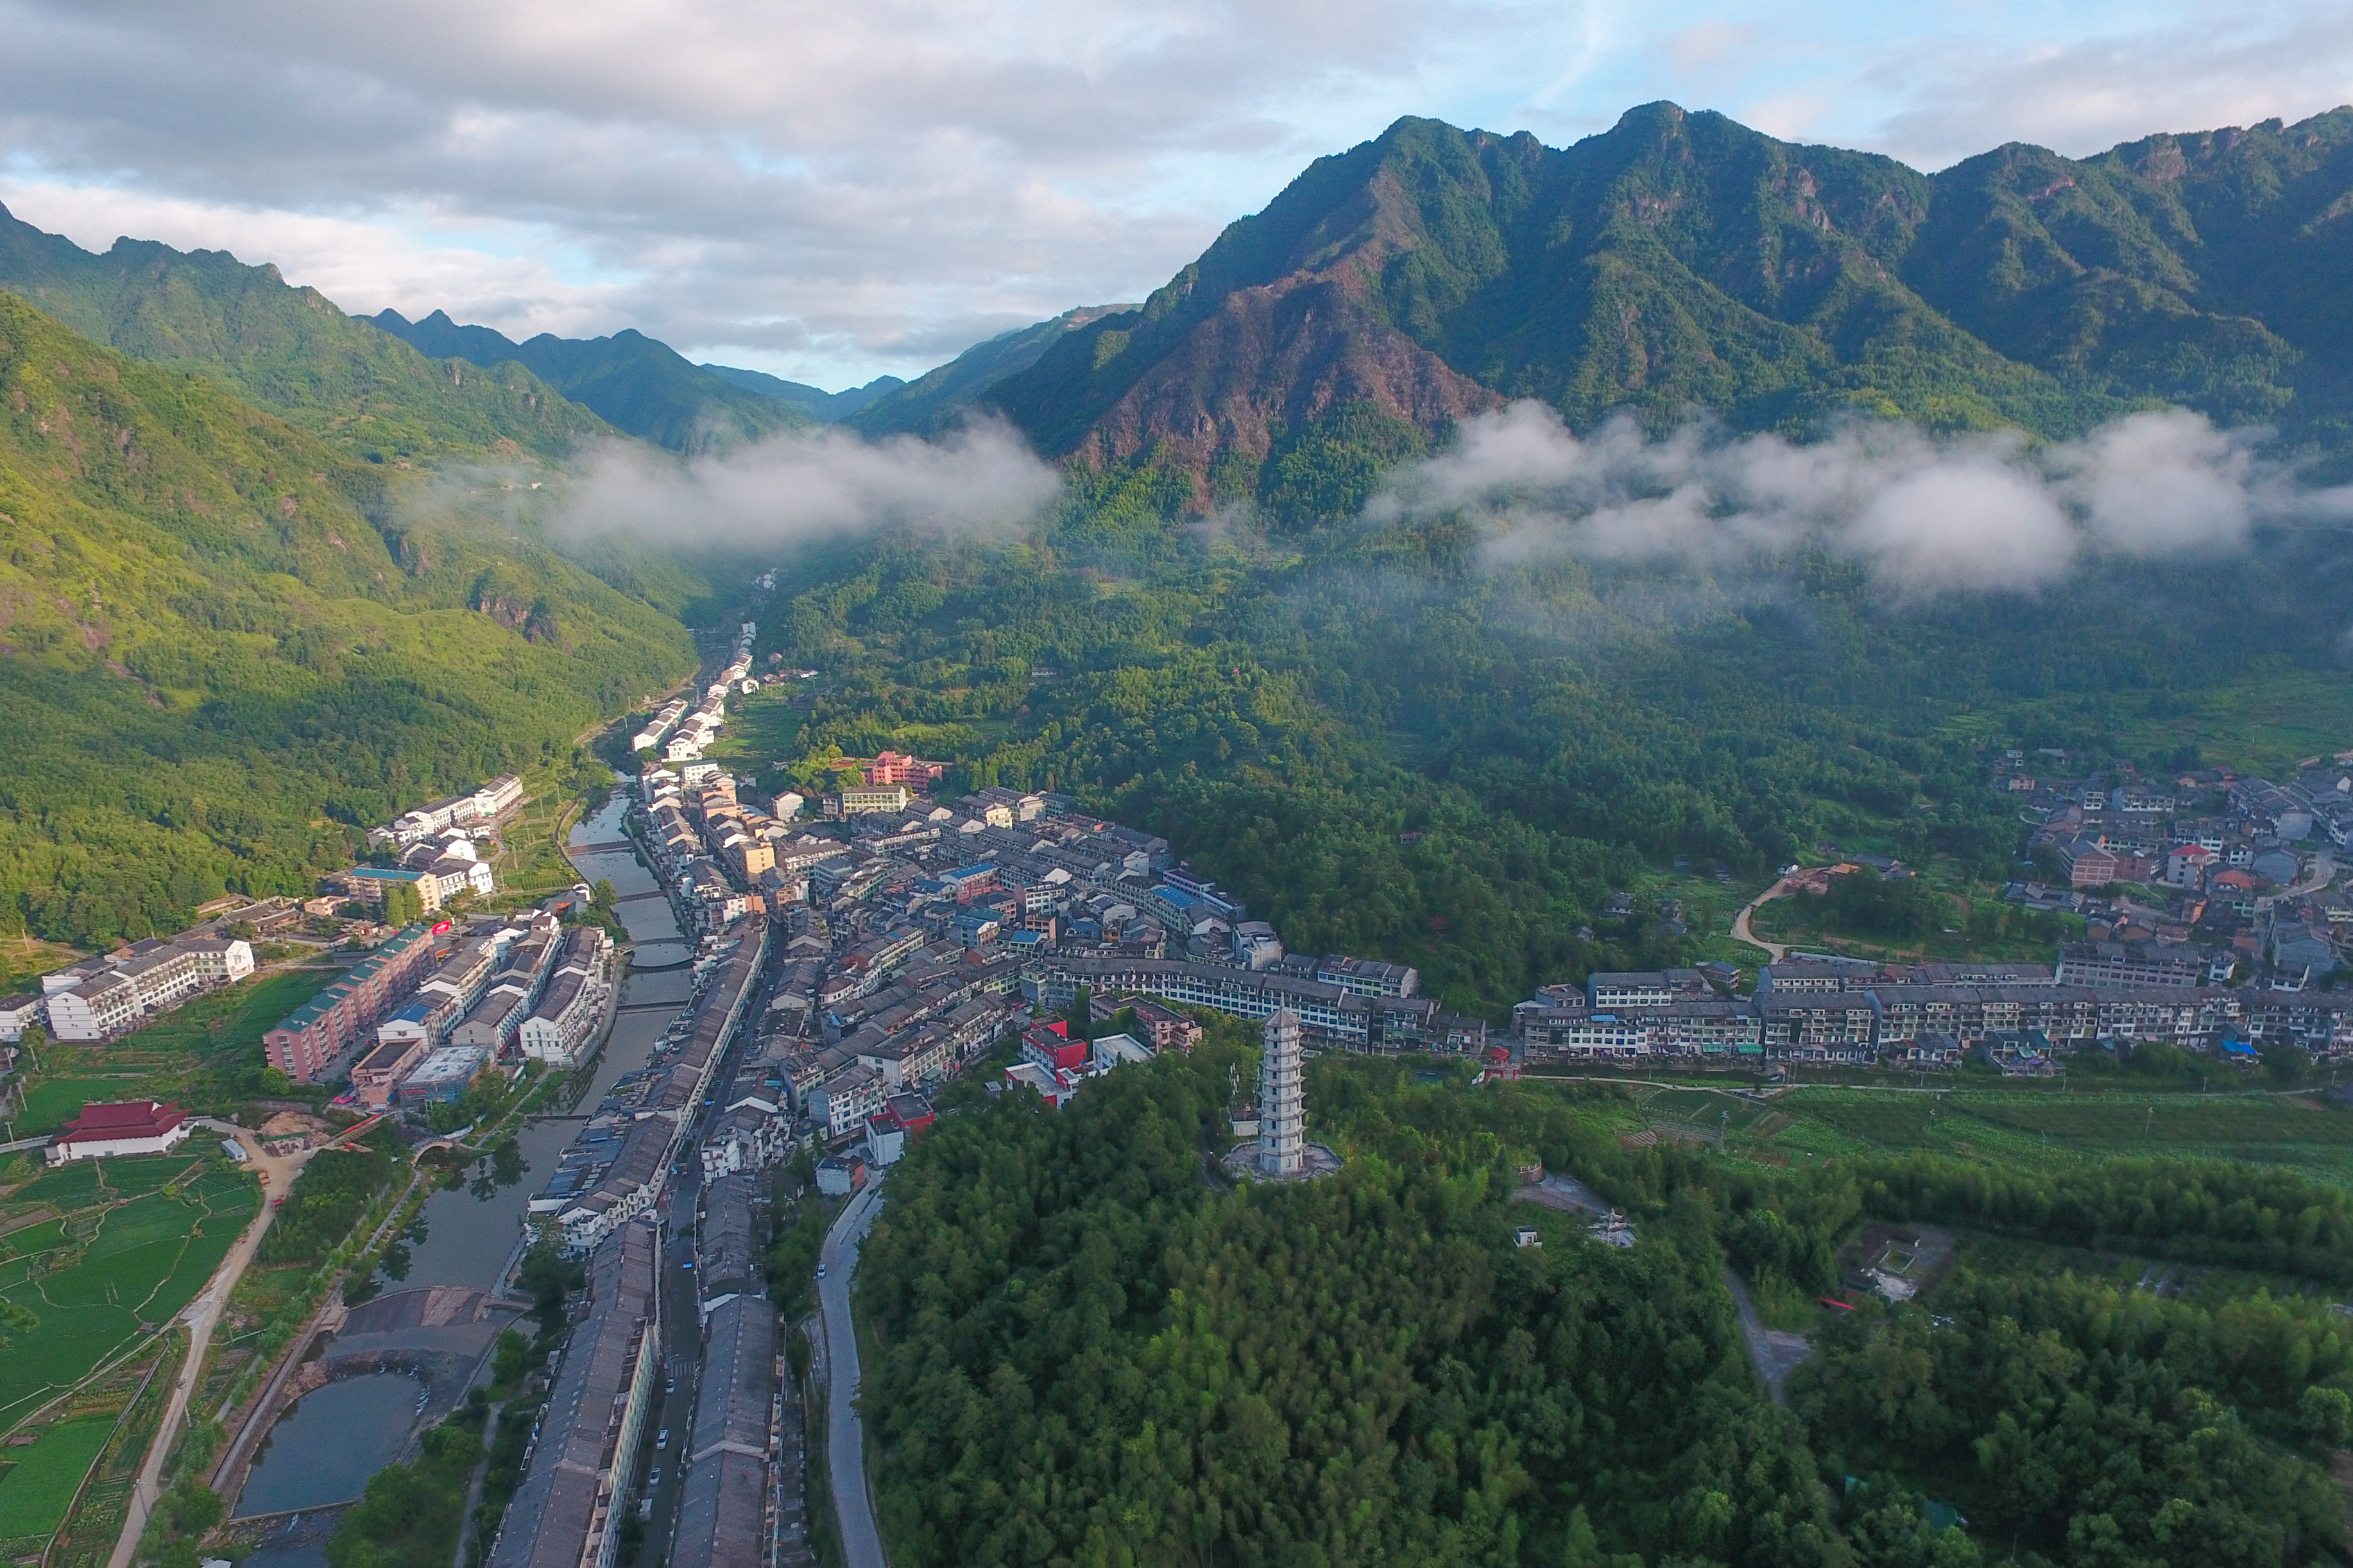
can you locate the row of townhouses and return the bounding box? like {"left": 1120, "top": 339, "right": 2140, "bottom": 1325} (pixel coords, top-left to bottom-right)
{"left": 1514, "top": 960, "right": 2353, "bottom": 1064}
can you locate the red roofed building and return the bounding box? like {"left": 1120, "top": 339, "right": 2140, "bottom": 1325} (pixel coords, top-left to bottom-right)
{"left": 47, "top": 1100, "right": 192, "bottom": 1164}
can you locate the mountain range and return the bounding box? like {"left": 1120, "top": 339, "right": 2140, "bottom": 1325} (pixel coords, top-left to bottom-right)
{"left": 934, "top": 103, "right": 2353, "bottom": 508}
{"left": 368, "top": 308, "right": 821, "bottom": 450}
{"left": 0, "top": 202, "right": 612, "bottom": 463}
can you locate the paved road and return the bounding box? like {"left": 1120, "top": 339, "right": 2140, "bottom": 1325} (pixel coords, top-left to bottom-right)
{"left": 108, "top": 1125, "right": 311, "bottom": 1568}
{"left": 1730, "top": 881, "right": 1791, "bottom": 964}
{"left": 820, "top": 1182, "right": 888, "bottom": 1568}
{"left": 1723, "top": 1268, "right": 1812, "bottom": 1405}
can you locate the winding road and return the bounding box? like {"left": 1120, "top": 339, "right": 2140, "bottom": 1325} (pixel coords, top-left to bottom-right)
{"left": 819, "top": 1180, "right": 889, "bottom": 1568}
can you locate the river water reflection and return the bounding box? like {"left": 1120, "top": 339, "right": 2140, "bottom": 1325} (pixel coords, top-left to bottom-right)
{"left": 236, "top": 1374, "right": 423, "bottom": 1517}
{"left": 233, "top": 792, "right": 687, "bottom": 1555}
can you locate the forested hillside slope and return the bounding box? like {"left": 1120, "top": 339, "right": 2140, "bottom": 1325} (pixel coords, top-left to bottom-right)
{"left": 0, "top": 205, "right": 611, "bottom": 463}
{"left": 0, "top": 291, "right": 694, "bottom": 948}
{"left": 848, "top": 303, "right": 1138, "bottom": 436}
{"left": 940, "top": 105, "right": 2353, "bottom": 509}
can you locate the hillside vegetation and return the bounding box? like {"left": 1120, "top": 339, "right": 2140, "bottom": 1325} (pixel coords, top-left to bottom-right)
{"left": 864, "top": 1054, "right": 2353, "bottom": 1568}
{"left": 0, "top": 291, "right": 693, "bottom": 947}
{"left": 0, "top": 205, "right": 611, "bottom": 462}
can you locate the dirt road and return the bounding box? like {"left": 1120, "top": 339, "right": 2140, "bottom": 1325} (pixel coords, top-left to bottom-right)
{"left": 1731, "top": 880, "right": 1792, "bottom": 964}
{"left": 107, "top": 1125, "right": 311, "bottom": 1568}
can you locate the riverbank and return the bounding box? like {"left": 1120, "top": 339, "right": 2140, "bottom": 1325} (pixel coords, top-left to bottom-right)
{"left": 201, "top": 794, "right": 694, "bottom": 1565}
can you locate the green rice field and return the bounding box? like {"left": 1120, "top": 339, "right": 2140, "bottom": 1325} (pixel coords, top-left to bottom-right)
{"left": 1768, "top": 1088, "right": 2353, "bottom": 1175}
{"left": 0, "top": 1157, "right": 257, "bottom": 1433}
{"left": 0, "top": 1417, "right": 112, "bottom": 1539}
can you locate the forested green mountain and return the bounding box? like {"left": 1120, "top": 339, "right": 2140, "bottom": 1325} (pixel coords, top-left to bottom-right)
{"left": 697, "top": 362, "right": 903, "bottom": 422}
{"left": 950, "top": 104, "right": 2353, "bottom": 506}
{"left": 0, "top": 205, "right": 611, "bottom": 463}
{"left": 0, "top": 289, "right": 694, "bottom": 948}
{"left": 366, "top": 309, "right": 810, "bottom": 452}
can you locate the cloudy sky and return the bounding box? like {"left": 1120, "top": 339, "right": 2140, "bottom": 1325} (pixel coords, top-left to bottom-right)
{"left": 3, "top": 0, "right": 2348, "bottom": 390}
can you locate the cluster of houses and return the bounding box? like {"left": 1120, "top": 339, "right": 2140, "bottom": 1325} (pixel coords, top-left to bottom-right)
{"left": 268, "top": 914, "right": 613, "bottom": 1095}
{"left": 342, "top": 915, "right": 615, "bottom": 1108}
{"left": 631, "top": 623, "right": 760, "bottom": 762}
{"left": 339, "top": 771, "right": 523, "bottom": 914}
{"left": 1513, "top": 950, "right": 2353, "bottom": 1068}
{"left": 639, "top": 764, "right": 846, "bottom": 930}
{"left": 597, "top": 751, "right": 1478, "bottom": 1196}
{"left": 2000, "top": 753, "right": 2353, "bottom": 994}
{"left": 675, "top": 778, "right": 1488, "bottom": 1177}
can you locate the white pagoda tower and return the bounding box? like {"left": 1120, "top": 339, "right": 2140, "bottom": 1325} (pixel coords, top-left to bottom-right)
{"left": 1256, "top": 1007, "right": 1306, "bottom": 1177}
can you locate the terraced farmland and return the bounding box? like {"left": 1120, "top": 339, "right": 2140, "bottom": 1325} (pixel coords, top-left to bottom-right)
{"left": 0, "top": 1155, "right": 257, "bottom": 1432}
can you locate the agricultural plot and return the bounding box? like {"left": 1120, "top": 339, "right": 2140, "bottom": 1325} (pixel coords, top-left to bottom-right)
{"left": 1638, "top": 1086, "right": 1788, "bottom": 1145}
{"left": 120, "top": 968, "right": 332, "bottom": 1062}
{"left": 0, "top": 1416, "right": 111, "bottom": 1542}
{"left": 1770, "top": 1088, "right": 2353, "bottom": 1176}
{"left": 694, "top": 684, "right": 807, "bottom": 769}
{"left": 0, "top": 1157, "right": 256, "bottom": 1433}
{"left": 1961, "top": 1094, "right": 2353, "bottom": 1151}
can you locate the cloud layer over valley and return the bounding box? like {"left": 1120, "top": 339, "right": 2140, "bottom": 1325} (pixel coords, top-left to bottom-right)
{"left": 1372, "top": 403, "right": 2347, "bottom": 593}
{"left": 554, "top": 420, "right": 1062, "bottom": 549}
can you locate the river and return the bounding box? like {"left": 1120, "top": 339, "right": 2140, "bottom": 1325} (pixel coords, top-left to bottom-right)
{"left": 237, "top": 792, "right": 685, "bottom": 1560}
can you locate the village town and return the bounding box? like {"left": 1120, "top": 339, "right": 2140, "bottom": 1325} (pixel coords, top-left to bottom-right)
{"left": 15, "top": 617, "right": 2353, "bottom": 1568}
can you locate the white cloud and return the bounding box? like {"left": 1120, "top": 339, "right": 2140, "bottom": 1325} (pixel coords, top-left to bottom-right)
{"left": 1374, "top": 402, "right": 2295, "bottom": 592}
{"left": 1862, "top": 2, "right": 2353, "bottom": 170}
{"left": 2057, "top": 409, "right": 2257, "bottom": 557}
{"left": 554, "top": 418, "right": 1062, "bottom": 548}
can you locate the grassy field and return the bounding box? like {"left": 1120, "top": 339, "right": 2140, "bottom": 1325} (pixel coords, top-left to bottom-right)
{"left": 695, "top": 683, "right": 809, "bottom": 773}
{"left": 12, "top": 1078, "right": 151, "bottom": 1137}
{"left": 117, "top": 968, "right": 335, "bottom": 1064}
{"left": 0, "top": 1416, "right": 112, "bottom": 1539}
{"left": 0, "top": 1157, "right": 257, "bottom": 1433}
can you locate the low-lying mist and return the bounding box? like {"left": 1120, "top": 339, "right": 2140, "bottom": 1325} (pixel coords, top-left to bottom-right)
{"left": 551, "top": 417, "right": 1062, "bottom": 549}
{"left": 1369, "top": 402, "right": 2353, "bottom": 593}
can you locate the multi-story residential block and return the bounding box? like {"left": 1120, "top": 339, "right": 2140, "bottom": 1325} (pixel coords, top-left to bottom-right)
{"left": 264, "top": 923, "right": 448, "bottom": 1083}
{"left": 2057, "top": 942, "right": 2208, "bottom": 989}
{"left": 44, "top": 935, "right": 255, "bottom": 1042}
